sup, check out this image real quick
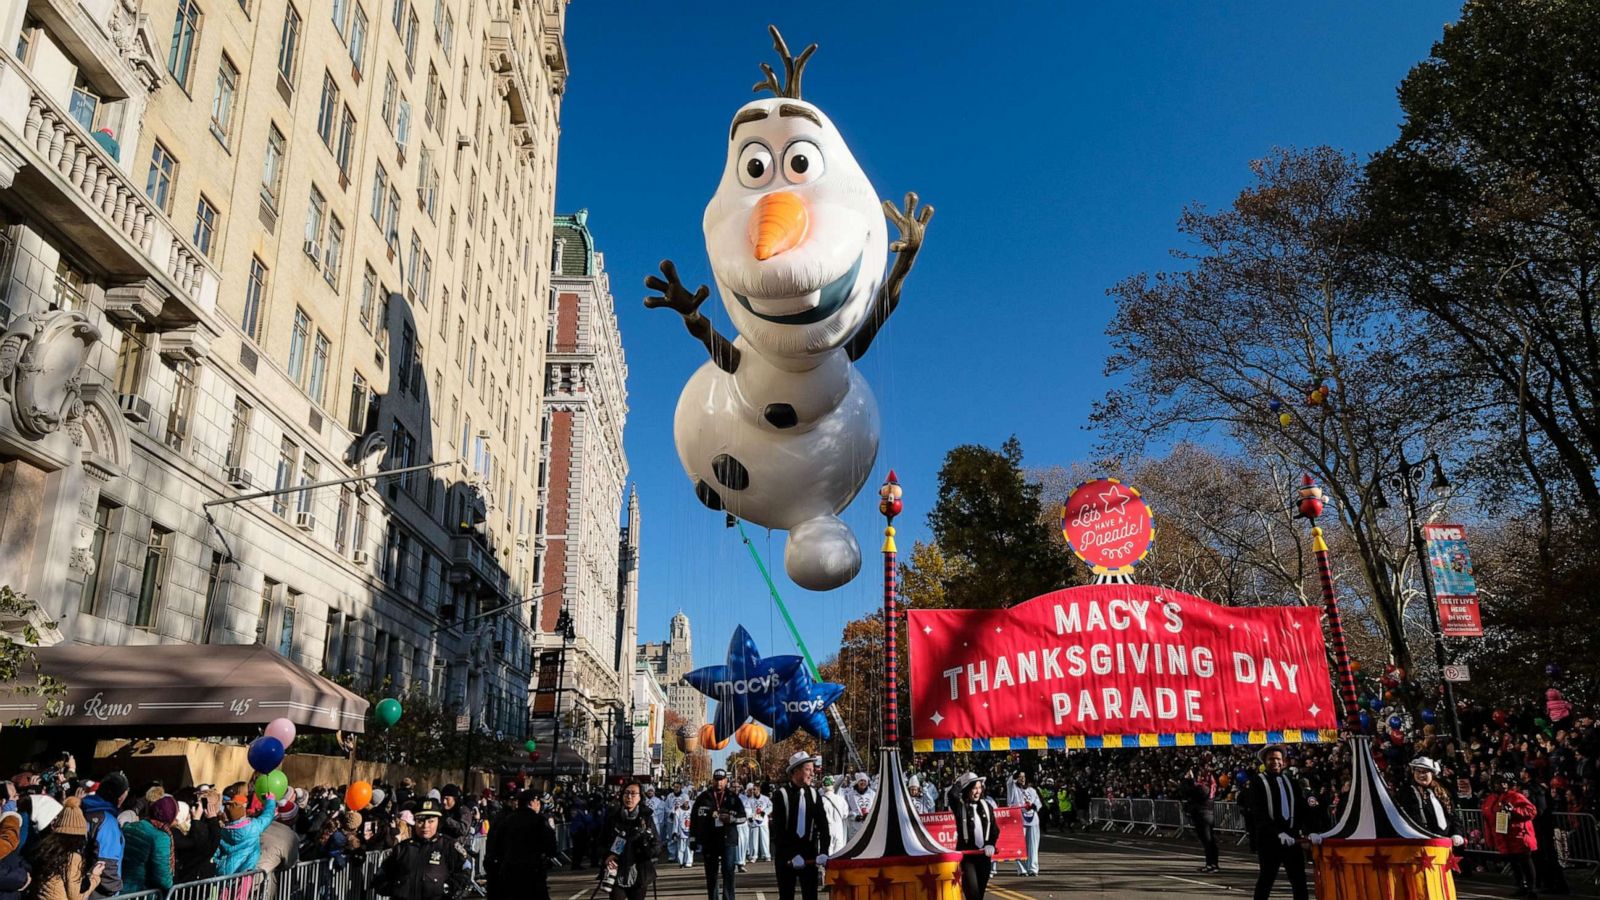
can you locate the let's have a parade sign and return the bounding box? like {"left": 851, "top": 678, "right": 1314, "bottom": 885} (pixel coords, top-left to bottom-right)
{"left": 907, "top": 585, "right": 1337, "bottom": 751}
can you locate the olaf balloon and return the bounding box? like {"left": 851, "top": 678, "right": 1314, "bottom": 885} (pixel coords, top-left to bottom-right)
{"left": 647, "top": 26, "right": 933, "bottom": 591}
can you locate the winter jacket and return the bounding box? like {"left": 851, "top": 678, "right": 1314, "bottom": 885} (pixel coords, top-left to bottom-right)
{"left": 173, "top": 818, "right": 222, "bottom": 883}
{"left": 33, "top": 852, "right": 99, "bottom": 900}
{"left": 119, "top": 820, "right": 174, "bottom": 893}
{"left": 0, "top": 812, "right": 28, "bottom": 900}
{"left": 483, "top": 807, "right": 558, "bottom": 883}
{"left": 214, "top": 797, "right": 278, "bottom": 875}
{"left": 373, "top": 832, "right": 467, "bottom": 900}
{"left": 690, "top": 789, "right": 746, "bottom": 851}
{"left": 1481, "top": 789, "right": 1537, "bottom": 855}
{"left": 77, "top": 796, "right": 122, "bottom": 897}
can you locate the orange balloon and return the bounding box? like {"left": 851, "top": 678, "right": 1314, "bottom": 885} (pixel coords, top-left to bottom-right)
{"left": 345, "top": 780, "right": 373, "bottom": 810}
{"left": 1217, "top": 774, "right": 1230, "bottom": 789}
{"left": 735, "top": 722, "right": 769, "bottom": 750}
{"left": 698, "top": 723, "right": 729, "bottom": 751}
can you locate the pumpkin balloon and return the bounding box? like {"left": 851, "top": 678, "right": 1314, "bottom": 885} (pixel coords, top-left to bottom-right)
{"left": 699, "top": 723, "right": 729, "bottom": 751}
{"left": 344, "top": 780, "right": 373, "bottom": 811}
{"left": 735, "top": 722, "right": 769, "bottom": 750}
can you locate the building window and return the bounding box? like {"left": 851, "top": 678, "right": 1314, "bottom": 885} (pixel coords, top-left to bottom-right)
{"left": 273, "top": 438, "right": 299, "bottom": 517}
{"left": 438, "top": 6, "right": 454, "bottom": 56}
{"left": 348, "top": 371, "right": 369, "bottom": 432}
{"left": 167, "top": 0, "right": 202, "bottom": 88}
{"left": 280, "top": 589, "right": 299, "bottom": 658}
{"left": 242, "top": 256, "right": 267, "bottom": 341}
{"left": 134, "top": 525, "right": 171, "bottom": 629}
{"left": 165, "top": 360, "right": 196, "bottom": 451}
{"left": 193, "top": 195, "right": 218, "bottom": 257}
{"left": 305, "top": 187, "right": 326, "bottom": 258}
{"left": 370, "top": 164, "right": 388, "bottom": 225}
{"left": 226, "top": 397, "right": 251, "bottom": 468}
{"left": 309, "top": 331, "right": 331, "bottom": 404}
{"left": 79, "top": 502, "right": 112, "bottom": 614}
{"left": 358, "top": 264, "right": 378, "bottom": 332}
{"left": 297, "top": 459, "right": 318, "bottom": 515}
{"left": 317, "top": 71, "right": 339, "bottom": 146}
{"left": 397, "top": 324, "right": 414, "bottom": 392}
{"left": 69, "top": 84, "right": 100, "bottom": 133}
{"left": 336, "top": 106, "right": 356, "bottom": 176}
{"left": 211, "top": 55, "right": 239, "bottom": 143}
{"left": 406, "top": 232, "right": 421, "bottom": 303}
{"left": 255, "top": 578, "right": 278, "bottom": 645}
{"left": 385, "top": 189, "right": 401, "bottom": 248}
{"left": 331, "top": 0, "right": 349, "bottom": 34}
{"left": 324, "top": 216, "right": 344, "bottom": 284}
{"left": 114, "top": 327, "right": 150, "bottom": 398}
{"left": 395, "top": 99, "right": 411, "bottom": 157}
{"left": 288, "top": 307, "right": 311, "bottom": 383}
{"left": 353, "top": 499, "right": 369, "bottom": 558}
{"left": 335, "top": 486, "right": 353, "bottom": 553}
{"left": 261, "top": 125, "right": 285, "bottom": 207}
{"left": 349, "top": 5, "right": 368, "bottom": 75}
{"left": 324, "top": 609, "right": 344, "bottom": 671}
{"left": 277, "top": 4, "right": 302, "bottom": 86}
{"left": 201, "top": 551, "right": 225, "bottom": 643}
{"left": 381, "top": 67, "right": 398, "bottom": 131}
{"left": 145, "top": 141, "right": 177, "bottom": 213}
{"left": 52, "top": 257, "right": 87, "bottom": 311}
{"left": 403, "top": 7, "right": 419, "bottom": 73}
{"left": 419, "top": 252, "right": 432, "bottom": 308}
{"left": 390, "top": 0, "right": 405, "bottom": 32}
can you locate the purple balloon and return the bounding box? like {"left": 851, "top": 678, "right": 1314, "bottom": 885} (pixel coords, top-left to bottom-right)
{"left": 264, "top": 717, "right": 296, "bottom": 749}
{"left": 246, "top": 736, "right": 285, "bottom": 773}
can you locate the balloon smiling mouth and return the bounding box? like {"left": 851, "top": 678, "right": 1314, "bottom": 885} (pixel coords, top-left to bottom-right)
{"left": 733, "top": 251, "right": 863, "bottom": 325}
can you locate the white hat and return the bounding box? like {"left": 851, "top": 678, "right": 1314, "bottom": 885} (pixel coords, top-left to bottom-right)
{"left": 1408, "top": 756, "right": 1441, "bottom": 775}
{"left": 786, "top": 751, "right": 822, "bottom": 774}
{"left": 853, "top": 771, "right": 869, "bottom": 784}
{"left": 954, "top": 772, "right": 984, "bottom": 791}
{"left": 371, "top": 788, "right": 387, "bottom": 807}
{"left": 29, "top": 794, "right": 62, "bottom": 832}
{"left": 907, "top": 775, "right": 920, "bottom": 788}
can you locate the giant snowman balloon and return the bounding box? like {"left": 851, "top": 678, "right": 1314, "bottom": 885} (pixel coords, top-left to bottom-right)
{"left": 647, "top": 26, "right": 932, "bottom": 591}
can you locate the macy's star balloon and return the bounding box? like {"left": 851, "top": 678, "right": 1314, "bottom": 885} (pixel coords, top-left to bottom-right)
{"left": 772, "top": 666, "right": 844, "bottom": 742}
{"left": 682, "top": 625, "right": 803, "bottom": 741}
{"left": 645, "top": 26, "right": 933, "bottom": 591}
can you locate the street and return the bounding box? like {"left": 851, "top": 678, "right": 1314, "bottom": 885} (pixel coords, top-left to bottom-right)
{"left": 544, "top": 831, "right": 1600, "bottom": 899}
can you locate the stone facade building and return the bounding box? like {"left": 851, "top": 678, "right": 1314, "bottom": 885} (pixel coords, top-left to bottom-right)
{"left": 0, "top": 0, "right": 575, "bottom": 741}
{"left": 638, "top": 610, "right": 705, "bottom": 730}
{"left": 530, "top": 210, "right": 633, "bottom": 776}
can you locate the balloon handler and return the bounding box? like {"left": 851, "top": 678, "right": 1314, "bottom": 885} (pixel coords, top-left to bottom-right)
{"left": 646, "top": 24, "right": 932, "bottom": 592}
{"left": 1307, "top": 737, "right": 1458, "bottom": 900}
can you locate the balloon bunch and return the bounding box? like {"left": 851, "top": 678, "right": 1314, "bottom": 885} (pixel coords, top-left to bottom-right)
{"left": 247, "top": 717, "right": 297, "bottom": 801}
{"left": 1268, "top": 397, "right": 1291, "bottom": 428}
{"left": 524, "top": 739, "right": 538, "bottom": 762}
{"left": 1305, "top": 382, "right": 1331, "bottom": 409}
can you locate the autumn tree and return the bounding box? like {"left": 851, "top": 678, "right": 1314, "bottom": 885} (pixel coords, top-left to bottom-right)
{"left": 1096, "top": 147, "right": 1462, "bottom": 671}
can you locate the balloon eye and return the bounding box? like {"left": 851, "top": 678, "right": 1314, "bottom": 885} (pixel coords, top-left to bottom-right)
{"left": 783, "top": 141, "right": 824, "bottom": 184}
{"left": 738, "top": 143, "right": 774, "bottom": 189}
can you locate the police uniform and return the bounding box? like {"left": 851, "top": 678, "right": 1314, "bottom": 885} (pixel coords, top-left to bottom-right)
{"left": 376, "top": 800, "right": 468, "bottom": 900}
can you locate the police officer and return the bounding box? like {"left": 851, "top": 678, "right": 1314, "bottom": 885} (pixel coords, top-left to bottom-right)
{"left": 375, "top": 799, "right": 469, "bottom": 900}
{"left": 692, "top": 769, "right": 747, "bottom": 900}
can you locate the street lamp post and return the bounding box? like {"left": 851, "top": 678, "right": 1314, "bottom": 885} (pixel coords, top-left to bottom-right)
{"left": 548, "top": 609, "right": 575, "bottom": 784}
{"left": 1377, "top": 451, "right": 1462, "bottom": 744}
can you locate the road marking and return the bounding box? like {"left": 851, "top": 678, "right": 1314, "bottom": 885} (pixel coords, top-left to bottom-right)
{"left": 756, "top": 894, "right": 768, "bottom": 900}
{"left": 1161, "top": 874, "right": 1231, "bottom": 889}
{"left": 567, "top": 891, "right": 588, "bottom": 900}
{"left": 988, "top": 888, "right": 1036, "bottom": 900}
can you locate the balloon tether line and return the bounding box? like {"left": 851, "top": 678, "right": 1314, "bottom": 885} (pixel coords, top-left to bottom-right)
{"left": 735, "top": 518, "right": 864, "bottom": 772}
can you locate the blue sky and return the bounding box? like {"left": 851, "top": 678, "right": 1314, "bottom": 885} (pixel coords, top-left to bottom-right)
{"left": 553, "top": 1, "right": 1464, "bottom": 674}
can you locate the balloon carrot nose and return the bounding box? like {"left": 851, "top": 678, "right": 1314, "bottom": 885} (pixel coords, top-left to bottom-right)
{"left": 749, "top": 191, "right": 808, "bottom": 261}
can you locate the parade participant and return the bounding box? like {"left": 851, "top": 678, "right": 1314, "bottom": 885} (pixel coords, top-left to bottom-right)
{"left": 769, "top": 753, "right": 830, "bottom": 900}
{"left": 1241, "top": 745, "right": 1308, "bottom": 900}
{"left": 484, "top": 789, "right": 558, "bottom": 900}
{"left": 691, "top": 769, "right": 746, "bottom": 900}
{"left": 602, "top": 781, "right": 658, "bottom": 900}
{"left": 673, "top": 798, "right": 694, "bottom": 868}
{"left": 908, "top": 778, "right": 935, "bottom": 816}
{"left": 819, "top": 778, "right": 847, "bottom": 855}
{"left": 374, "top": 799, "right": 467, "bottom": 900}
{"left": 1006, "top": 771, "right": 1041, "bottom": 877}
{"left": 1182, "top": 767, "right": 1220, "bottom": 873}
{"left": 741, "top": 784, "right": 770, "bottom": 865}
{"left": 645, "top": 788, "right": 669, "bottom": 859}
{"left": 1397, "top": 757, "right": 1464, "bottom": 847}
{"left": 1481, "top": 771, "right": 1538, "bottom": 898}
{"left": 951, "top": 773, "right": 998, "bottom": 900}
{"left": 80, "top": 773, "right": 125, "bottom": 898}
{"left": 844, "top": 774, "right": 874, "bottom": 842}
{"left": 27, "top": 797, "right": 103, "bottom": 900}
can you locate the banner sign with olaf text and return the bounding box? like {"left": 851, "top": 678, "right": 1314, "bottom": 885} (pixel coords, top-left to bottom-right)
{"left": 907, "top": 585, "right": 1338, "bottom": 751}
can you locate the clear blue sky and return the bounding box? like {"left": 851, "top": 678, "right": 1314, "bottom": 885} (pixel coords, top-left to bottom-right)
{"left": 553, "top": 1, "right": 1464, "bottom": 675}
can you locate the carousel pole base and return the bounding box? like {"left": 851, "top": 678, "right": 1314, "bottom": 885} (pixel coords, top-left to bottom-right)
{"left": 825, "top": 856, "right": 963, "bottom": 900}
{"left": 1312, "top": 838, "right": 1458, "bottom": 900}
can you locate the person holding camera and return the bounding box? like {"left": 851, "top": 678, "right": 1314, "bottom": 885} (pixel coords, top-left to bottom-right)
{"left": 691, "top": 770, "right": 746, "bottom": 900}
{"left": 601, "top": 782, "right": 658, "bottom": 900}
{"left": 769, "top": 753, "right": 830, "bottom": 900}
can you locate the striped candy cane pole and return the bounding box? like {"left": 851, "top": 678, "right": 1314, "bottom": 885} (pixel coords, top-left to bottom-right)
{"left": 1313, "top": 525, "right": 1361, "bottom": 721}
{"left": 879, "top": 471, "right": 904, "bottom": 748}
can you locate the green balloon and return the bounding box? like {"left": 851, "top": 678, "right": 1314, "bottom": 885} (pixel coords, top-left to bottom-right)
{"left": 1534, "top": 717, "right": 1549, "bottom": 727}
{"left": 254, "top": 769, "right": 288, "bottom": 801}
{"left": 375, "top": 698, "right": 403, "bottom": 728}
{"left": 524, "top": 739, "right": 537, "bottom": 752}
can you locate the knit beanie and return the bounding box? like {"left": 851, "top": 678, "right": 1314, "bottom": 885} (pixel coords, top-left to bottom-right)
{"left": 343, "top": 811, "right": 362, "bottom": 831}
{"left": 149, "top": 796, "right": 178, "bottom": 825}
{"left": 55, "top": 797, "right": 89, "bottom": 836}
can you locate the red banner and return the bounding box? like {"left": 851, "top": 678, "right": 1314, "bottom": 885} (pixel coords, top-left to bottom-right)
{"left": 1436, "top": 595, "right": 1483, "bottom": 638}
{"left": 908, "top": 585, "right": 1336, "bottom": 747}
{"left": 918, "top": 806, "right": 1027, "bottom": 861}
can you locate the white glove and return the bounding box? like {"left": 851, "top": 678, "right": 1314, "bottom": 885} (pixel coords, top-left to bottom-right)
{"left": 983, "top": 845, "right": 996, "bottom": 857}
{"left": 1451, "top": 835, "right": 1465, "bottom": 847}
{"left": 817, "top": 854, "right": 829, "bottom": 867}
{"left": 791, "top": 855, "right": 805, "bottom": 870}
{"left": 1277, "top": 832, "right": 1295, "bottom": 847}
{"left": 1309, "top": 833, "right": 1324, "bottom": 846}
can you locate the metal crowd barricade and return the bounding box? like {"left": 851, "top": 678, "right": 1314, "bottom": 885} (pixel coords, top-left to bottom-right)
{"left": 166, "top": 868, "right": 269, "bottom": 900}
{"left": 1129, "top": 799, "right": 1159, "bottom": 835}
{"left": 1214, "top": 800, "right": 1252, "bottom": 845}
{"left": 1554, "top": 812, "right": 1599, "bottom": 873}
{"left": 1087, "top": 798, "right": 1109, "bottom": 828}
{"left": 114, "top": 891, "right": 166, "bottom": 900}
{"left": 1150, "top": 799, "right": 1188, "bottom": 836}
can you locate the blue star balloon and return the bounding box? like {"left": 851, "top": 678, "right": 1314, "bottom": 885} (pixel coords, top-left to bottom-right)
{"left": 772, "top": 666, "right": 845, "bottom": 741}
{"left": 682, "top": 625, "right": 803, "bottom": 741}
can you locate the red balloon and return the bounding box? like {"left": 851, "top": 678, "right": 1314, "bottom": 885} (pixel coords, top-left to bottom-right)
{"left": 1492, "top": 709, "right": 1508, "bottom": 725}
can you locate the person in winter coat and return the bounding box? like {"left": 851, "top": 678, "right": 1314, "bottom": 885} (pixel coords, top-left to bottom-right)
{"left": 691, "top": 770, "right": 746, "bottom": 900}
{"left": 172, "top": 791, "right": 221, "bottom": 883}
{"left": 1522, "top": 769, "right": 1569, "bottom": 897}
{"left": 118, "top": 796, "right": 176, "bottom": 894}
{"left": 951, "top": 773, "right": 998, "bottom": 900}
{"left": 373, "top": 800, "right": 467, "bottom": 900}
{"left": 26, "top": 798, "right": 101, "bottom": 900}
{"left": 483, "top": 790, "right": 558, "bottom": 900}
{"left": 1, "top": 807, "right": 30, "bottom": 900}
{"left": 254, "top": 802, "right": 301, "bottom": 900}
{"left": 213, "top": 785, "right": 279, "bottom": 877}
{"left": 1181, "top": 768, "right": 1220, "bottom": 873}
{"left": 1481, "top": 771, "right": 1538, "bottom": 898}
{"left": 602, "top": 782, "right": 659, "bottom": 900}
{"left": 79, "top": 774, "right": 125, "bottom": 898}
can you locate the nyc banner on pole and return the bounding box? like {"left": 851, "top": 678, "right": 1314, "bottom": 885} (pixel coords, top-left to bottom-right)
{"left": 907, "top": 585, "right": 1338, "bottom": 751}
{"left": 1421, "top": 523, "right": 1484, "bottom": 638}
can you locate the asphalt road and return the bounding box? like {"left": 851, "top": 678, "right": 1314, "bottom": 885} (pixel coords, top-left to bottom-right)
{"left": 543, "top": 831, "right": 1599, "bottom": 899}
